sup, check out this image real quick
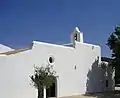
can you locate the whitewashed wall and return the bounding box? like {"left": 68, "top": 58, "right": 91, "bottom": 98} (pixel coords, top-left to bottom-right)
{"left": 0, "top": 50, "right": 37, "bottom": 98}
{"left": 0, "top": 40, "right": 103, "bottom": 98}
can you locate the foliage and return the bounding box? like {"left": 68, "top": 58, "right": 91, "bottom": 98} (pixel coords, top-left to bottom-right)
{"left": 30, "top": 64, "right": 56, "bottom": 98}
{"left": 107, "top": 26, "right": 120, "bottom": 83}
{"left": 107, "top": 26, "right": 120, "bottom": 67}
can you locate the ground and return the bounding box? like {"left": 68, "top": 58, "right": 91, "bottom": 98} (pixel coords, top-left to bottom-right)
{"left": 58, "top": 90, "right": 120, "bottom": 98}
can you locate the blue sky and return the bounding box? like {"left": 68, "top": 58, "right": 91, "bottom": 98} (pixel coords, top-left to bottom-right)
{"left": 0, "top": 0, "right": 120, "bottom": 57}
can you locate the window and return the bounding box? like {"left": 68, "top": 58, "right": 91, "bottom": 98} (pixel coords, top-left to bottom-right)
{"left": 92, "top": 46, "right": 94, "bottom": 50}
{"left": 106, "top": 80, "right": 108, "bottom": 87}
{"left": 74, "top": 66, "right": 76, "bottom": 70}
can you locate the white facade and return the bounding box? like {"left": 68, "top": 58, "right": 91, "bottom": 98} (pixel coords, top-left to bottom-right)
{"left": 0, "top": 27, "right": 114, "bottom": 98}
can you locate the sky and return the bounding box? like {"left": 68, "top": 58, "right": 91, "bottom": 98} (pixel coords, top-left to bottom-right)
{"left": 0, "top": 0, "right": 120, "bottom": 57}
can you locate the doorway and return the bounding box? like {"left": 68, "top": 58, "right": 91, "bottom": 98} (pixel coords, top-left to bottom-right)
{"left": 46, "top": 77, "right": 57, "bottom": 98}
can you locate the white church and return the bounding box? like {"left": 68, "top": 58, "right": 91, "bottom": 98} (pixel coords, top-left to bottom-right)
{"left": 0, "top": 27, "right": 115, "bottom": 98}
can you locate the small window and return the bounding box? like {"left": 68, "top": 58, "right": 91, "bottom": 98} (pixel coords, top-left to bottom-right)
{"left": 106, "top": 80, "right": 108, "bottom": 87}
{"left": 48, "top": 56, "right": 54, "bottom": 64}
{"left": 74, "top": 66, "right": 76, "bottom": 70}
{"left": 92, "top": 46, "right": 94, "bottom": 50}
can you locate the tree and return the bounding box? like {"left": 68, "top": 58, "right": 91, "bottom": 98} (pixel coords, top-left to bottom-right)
{"left": 107, "top": 26, "right": 120, "bottom": 83}
{"left": 30, "top": 64, "right": 56, "bottom": 98}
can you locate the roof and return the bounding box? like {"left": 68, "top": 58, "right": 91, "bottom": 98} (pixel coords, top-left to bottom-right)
{"left": 0, "top": 44, "right": 14, "bottom": 53}
{"left": 0, "top": 43, "right": 33, "bottom": 55}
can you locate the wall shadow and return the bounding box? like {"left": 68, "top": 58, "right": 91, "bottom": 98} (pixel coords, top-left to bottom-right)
{"left": 85, "top": 57, "right": 118, "bottom": 98}
{"left": 86, "top": 57, "right": 105, "bottom": 94}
